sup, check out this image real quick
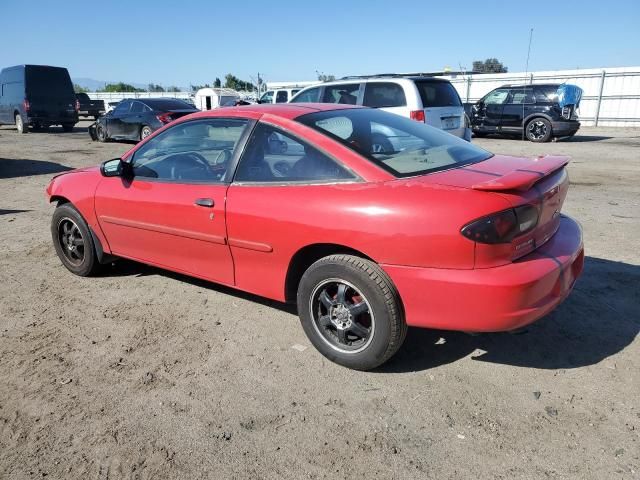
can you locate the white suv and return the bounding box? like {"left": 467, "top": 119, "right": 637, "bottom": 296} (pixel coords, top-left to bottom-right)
{"left": 259, "top": 88, "right": 303, "bottom": 104}
{"left": 290, "top": 75, "right": 471, "bottom": 141}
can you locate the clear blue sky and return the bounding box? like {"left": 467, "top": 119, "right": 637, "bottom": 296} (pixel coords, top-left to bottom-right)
{"left": 2, "top": 0, "right": 639, "bottom": 88}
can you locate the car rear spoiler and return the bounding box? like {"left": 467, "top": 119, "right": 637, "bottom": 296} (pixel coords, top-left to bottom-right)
{"left": 471, "top": 156, "right": 570, "bottom": 192}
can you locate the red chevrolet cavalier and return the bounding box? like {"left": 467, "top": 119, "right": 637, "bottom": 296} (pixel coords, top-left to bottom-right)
{"left": 46, "top": 104, "right": 584, "bottom": 370}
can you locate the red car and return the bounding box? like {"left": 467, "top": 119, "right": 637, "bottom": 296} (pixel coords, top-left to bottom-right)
{"left": 46, "top": 104, "right": 584, "bottom": 370}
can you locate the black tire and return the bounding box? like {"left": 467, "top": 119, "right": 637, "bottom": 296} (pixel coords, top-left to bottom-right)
{"left": 96, "top": 124, "right": 108, "bottom": 142}
{"left": 525, "top": 118, "right": 552, "bottom": 142}
{"left": 140, "top": 125, "right": 153, "bottom": 141}
{"left": 51, "top": 203, "right": 101, "bottom": 277}
{"left": 297, "top": 254, "right": 406, "bottom": 370}
{"left": 472, "top": 131, "right": 487, "bottom": 138}
{"left": 15, "top": 113, "right": 28, "bottom": 134}
{"left": 62, "top": 123, "right": 75, "bottom": 133}
{"left": 371, "top": 133, "right": 393, "bottom": 153}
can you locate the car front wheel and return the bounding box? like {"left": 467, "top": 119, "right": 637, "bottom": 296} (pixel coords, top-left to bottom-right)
{"left": 51, "top": 203, "right": 101, "bottom": 276}
{"left": 297, "top": 254, "right": 406, "bottom": 370}
{"left": 96, "top": 124, "right": 108, "bottom": 142}
{"left": 140, "top": 125, "right": 152, "bottom": 140}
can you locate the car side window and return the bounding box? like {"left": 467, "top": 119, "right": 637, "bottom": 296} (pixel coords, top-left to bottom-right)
{"left": 234, "top": 123, "right": 355, "bottom": 183}
{"left": 363, "top": 82, "right": 407, "bottom": 108}
{"left": 113, "top": 101, "right": 131, "bottom": 115}
{"left": 507, "top": 89, "right": 535, "bottom": 104}
{"left": 290, "top": 87, "right": 321, "bottom": 103}
{"left": 322, "top": 84, "right": 360, "bottom": 105}
{"left": 275, "top": 90, "right": 288, "bottom": 103}
{"left": 131, "top": 118, "right": 248, "bottom": 183}
{"left": 535, "top": 86, "right": 558, "bottom": 103}
{"left": 260, "top": 91, "right": 274, "bottom": 103}
{"left": 483, "top": 89, "right": 509, "bottom": 105}
{"left": 130, "top": 101, "right": 144, "bottom": 113}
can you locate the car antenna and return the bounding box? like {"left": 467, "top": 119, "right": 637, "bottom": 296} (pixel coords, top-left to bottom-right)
{"left": 523, "top": 28, "right": 534, "bottom": 141}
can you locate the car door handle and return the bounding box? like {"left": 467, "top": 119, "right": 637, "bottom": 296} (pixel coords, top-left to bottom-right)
{"left": 194, "top": 198, "right": 214, "bottom": 207}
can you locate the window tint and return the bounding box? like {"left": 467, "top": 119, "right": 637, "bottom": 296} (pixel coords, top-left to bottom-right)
{"left": 291, "top": 89, "right": 301, "bottom": 96}
{"left": 322, "top": 84, "right": 359, "bottom": 105}
{"left": 298, "top": 108, "right": 491, "bottom": 178}
{"left": 260, "top": 91, "right": 274, "bottom": 103}
{"left": 276, "top": 90, "right": 288, "bottom": 103}
{"left": 113, "top": 101, "right": 131, "bottom": 115}
{"left": 25, "top": 66, "right": 73, "bottom": 97}
{"left": 508, "top": 88, "right": 535, "bottom": 104}
{"left": 363, "top": 82, "right": 407, "bottom": 108}
{"left": 1, "top": 82, "right": 23, "bottom": 99}
{"left": 290, "top": 87, "right": 321, "bottom": 103}
{"left": 142, "top": 98, "right": 195, "bottom": 110}
{"left": 131, "top": 119, "right": 248, "bottom": 182}
{"left": 234, "top": 123, "right": 354, "bottom": 183}
{"left": 483, "top": 89, "right": 509, "bottom": 105}
{"left": 534, "top": 86, "right": 559, "bottom": 103}
{"left": 130, "top": 101, "right": 145, "bottom": 113}
{"left": 415, "top": 81, "right": 461, "bottom": 107}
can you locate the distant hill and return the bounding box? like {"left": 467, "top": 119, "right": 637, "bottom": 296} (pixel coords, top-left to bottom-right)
{"left": 72, "top": 77, "right": 150, "bottom": 92}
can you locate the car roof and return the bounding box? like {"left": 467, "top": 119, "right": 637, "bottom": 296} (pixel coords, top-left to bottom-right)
{"left": 500, "top": 83, "right": 561, "bottom": 88}
{"left": 186, "top": 103, "right": 361, "bottom": 120}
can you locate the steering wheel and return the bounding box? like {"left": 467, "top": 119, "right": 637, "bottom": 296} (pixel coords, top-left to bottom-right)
{"left": 214, "top": 148, "right": 232, "bottom": 166}
{"left": 167, "top": 152, "right": 213, "bottom": 180}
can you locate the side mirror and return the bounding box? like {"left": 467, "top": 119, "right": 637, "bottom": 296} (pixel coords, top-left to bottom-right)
{"left": 100, "top": 158, "right": 132, "bottom": 178}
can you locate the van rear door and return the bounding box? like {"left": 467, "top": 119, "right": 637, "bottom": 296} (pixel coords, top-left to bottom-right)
{"left": 25, "top": 66, "right": 76, "bottom": 123}
{"left": 414, "top": 80, "right": 466, "bottom": 138}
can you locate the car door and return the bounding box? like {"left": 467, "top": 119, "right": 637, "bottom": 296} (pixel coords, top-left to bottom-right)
{"left": 500, "top": 88, "right": 535, "bottom": 130}
{"left": 94, "top": 117, "right": 252, "bottom": 285}
{"left": 225, "top": 121, "right": 358, "bottom": 298}
{"left": 107, "top": 100, "right": 131, "bottom": 137}
{"left": 475, "top": 88, "right": 509, "bottom": 131}
{"left": 123, "top": 100, "right": 145, "bottom": 139}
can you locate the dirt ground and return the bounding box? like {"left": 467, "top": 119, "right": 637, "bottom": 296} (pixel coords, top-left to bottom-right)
{"left": 0, "top": 122, "right": 638, "bottom": 479}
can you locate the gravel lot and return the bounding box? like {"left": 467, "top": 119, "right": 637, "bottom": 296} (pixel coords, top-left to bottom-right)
{"left": 1, "top": 122, "right": 638, "bottom": 479}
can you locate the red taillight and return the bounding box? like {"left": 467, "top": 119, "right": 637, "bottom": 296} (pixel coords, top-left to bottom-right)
{"left": 75, "top": 99, "right": 80, "bottom": 112}
{"left": 156, "top": 112, "right": 172, "bottom": 124}
{"left": 23, "top": 99, "right": 30, "bottom": 112}
{"left": 461, "top": 205, "right": 539, "bottom": 244}
{"left": 410, "top": 110, "right": 425, "bottom": 122}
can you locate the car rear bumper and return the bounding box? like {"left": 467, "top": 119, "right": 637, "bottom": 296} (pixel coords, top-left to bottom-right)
{"left": 27, "top": 114, "right": 78, "bottom": 125}
{"left": 382, "top": 215, "right": 584, "bottom": 332}
{"left": 551, "top": 120, "right": 580, "bottom": 136}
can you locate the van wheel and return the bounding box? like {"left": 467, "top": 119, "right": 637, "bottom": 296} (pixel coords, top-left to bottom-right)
{"left": 525, "top": 118, "right": 552, "bottom": 142}
{"left": 297, "top": 254, "right": 407, "bottom": 370}
{"left": 15, "top": 114, "right": 28, "bottom": 134}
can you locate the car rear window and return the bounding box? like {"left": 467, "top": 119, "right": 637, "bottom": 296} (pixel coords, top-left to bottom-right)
{"left": 143, "top": 99, "right": 195, "bottom": 110}
{"left": 298, "top": 108, "right": 491, "bottom": 178}
{"left": 415, "top": 81, "right": 461, "bottom": 108}
{"left": 26, "top": 66, "right": 74, "bottom": 97}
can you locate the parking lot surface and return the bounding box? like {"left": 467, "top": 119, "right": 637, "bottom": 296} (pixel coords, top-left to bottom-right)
{"left": 1, "top": 122, "right": 638, "bottom": 479}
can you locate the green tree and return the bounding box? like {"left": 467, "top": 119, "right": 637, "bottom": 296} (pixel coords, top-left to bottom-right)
{"left": 73, "top": 83, "right": 88, "bottom": 93}
{"left": 100, "top": 82, "right": 144, "bottom": 92}
{"left": 472, "top": 58, "right": 508, "bottom": 73}
{"left": 190, "top": 83, "right": 210, "bottom": 92}
{"left": 224, "top": 74, "right": 253, "bottom": 91}
{"left": 317, "top": 73, "right": 336, "bottom": 82}
{"left": 214, "top": 77, "right": 221, "bottom": 88}
{"left": 166, "top": 86, "right": 180, "bottom": 92}
{"left": 147, "top": 83, "right": 165, "bottom": 92}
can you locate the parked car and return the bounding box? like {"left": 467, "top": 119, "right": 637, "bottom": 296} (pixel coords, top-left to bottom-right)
{"left": 105, "top": 101, "right": 119, "bottom": 114}
{"left": 465, "top": 83, "right": 583, "bottom": 142}
{"left": 75, "top": 93, "right": 105, "bottom": 120}
{"left": 47, "top": 104, "right": 584, "bottom": 370}
{"left": 0, "top": 64, "right": 78, "bottom": 133}
{"left": 259, "top": 88, "right": 302, "bottom": 104}
{"left": 88, "top": 98, "right": 198, "bottom": 142}
{"left": 290, "top": 75, "right": 472, "bottom": 142}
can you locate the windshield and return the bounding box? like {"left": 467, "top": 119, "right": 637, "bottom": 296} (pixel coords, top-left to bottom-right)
{"left": 26, "top": 66, "right": 74, "bottom": 98}
{"left": 297, "top": 108, "right": 492, "bottom": 178}
{"left": 415, "top": 81, "right": 462, "bottom": 107}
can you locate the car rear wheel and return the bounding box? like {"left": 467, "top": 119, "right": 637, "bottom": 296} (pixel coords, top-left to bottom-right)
{"left": 140, "top": 125, "right": 153, "bottom": 140}
{"left": 96, "top": 124, "right": 108, "bottom": 142}
{"left": 15, "top": 114, "right": 27, "bottom": 134}
{"left": 297, "top": 254, "right": 406, "bottom": 370}
{"left": 525, "top": 118, "right": 552, "bottom": 142}
{"left": 51, "top": 204, "right": 101, "bottom": 277}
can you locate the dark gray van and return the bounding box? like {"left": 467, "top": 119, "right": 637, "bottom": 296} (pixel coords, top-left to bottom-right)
{"left": 0, "top": 65, "right": 78, "bottom": 133}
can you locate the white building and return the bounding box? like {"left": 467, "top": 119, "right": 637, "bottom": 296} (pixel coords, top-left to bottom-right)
{"left": 194, "top": 88, "right": 240, "bottom": 110}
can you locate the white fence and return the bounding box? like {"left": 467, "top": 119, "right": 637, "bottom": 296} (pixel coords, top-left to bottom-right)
{"left": 439, "top": 66, "right": 640, "bottom": 127}
{"left": 88, "top": 91, "right": 194, "bottom": 104}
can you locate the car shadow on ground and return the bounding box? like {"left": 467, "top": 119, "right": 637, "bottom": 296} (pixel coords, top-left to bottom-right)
{"left": 0, "top": 209, "right": 31, "bottom": 216}
{"left": 0, "top": 158, "right": 74, "bottom": 179}
{"left": 475, "top": 134, "right": 613, "bottom": 143}
{"left": 101, "top": 256, "right": 638, "bottom": 373}
{"left": 379, "top": 256, "right": 639, "bottom": 373}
